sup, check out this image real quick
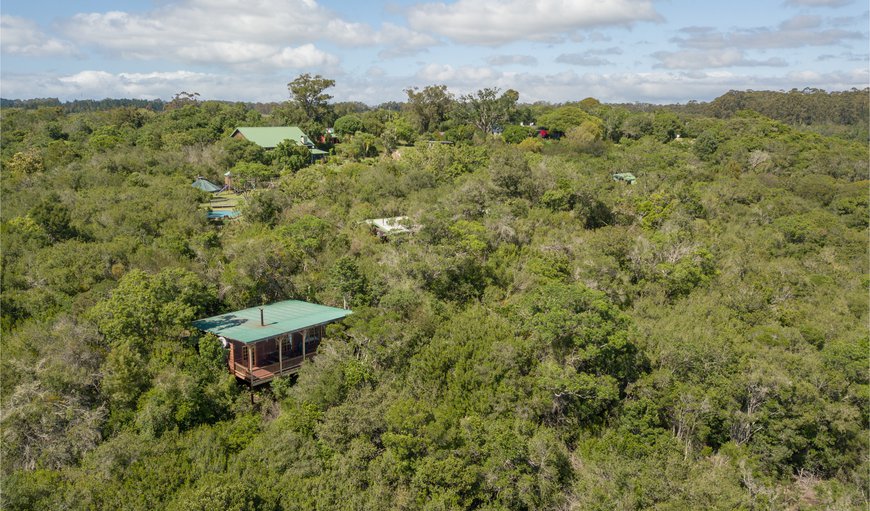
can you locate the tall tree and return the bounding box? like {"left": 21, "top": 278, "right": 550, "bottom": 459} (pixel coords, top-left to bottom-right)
{"left": 287, "top": 73, "right": 335, "bottom": 123}
{"left": 404, "top": 84, "right": 454, "bottom": 133}
{"left": 458, "top": 87, "right": 519, "bottom": 135}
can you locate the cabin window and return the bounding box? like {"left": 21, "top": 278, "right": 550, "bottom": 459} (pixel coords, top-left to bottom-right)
{"left": 307, "top": 325, "right": 324, "bottom": 344}
{"left": 292, "top": 332, "right": 304, "bottom": 354}
{"left": 280, "top": 335, "right": 292, "bottom": 356}
{"left": 242, "top": 345, "right": 254, "bottom": 366}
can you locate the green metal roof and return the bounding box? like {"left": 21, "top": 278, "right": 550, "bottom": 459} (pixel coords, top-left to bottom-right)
{"left": 232, "top": 127, "right": 313, "bottom": 148}
{"left": 612, "top": 172, "right": 637, "bottom": 183}
{"left": 192, "top": 300, "right": 352, "bottom": 344}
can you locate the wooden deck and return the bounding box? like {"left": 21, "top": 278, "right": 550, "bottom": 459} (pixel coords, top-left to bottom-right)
{"left": 232, "top": 353, "right": 315, "bottom": 386}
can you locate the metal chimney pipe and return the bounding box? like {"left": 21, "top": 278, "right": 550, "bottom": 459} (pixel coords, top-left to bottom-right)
{"left": 259, "top": 307, "right": 264, "bottom": 326}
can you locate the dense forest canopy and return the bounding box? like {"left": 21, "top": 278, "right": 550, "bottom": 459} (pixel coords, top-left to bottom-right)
{"left": 1, "top": 82, "right": 867, "bottom": 510}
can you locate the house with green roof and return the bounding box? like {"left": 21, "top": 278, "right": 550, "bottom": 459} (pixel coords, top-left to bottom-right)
{"left": 192, "top": 300, "right": 352, "bottom": 386}
{"left": 231, "top": 126, "right": 328, "bottom": 157}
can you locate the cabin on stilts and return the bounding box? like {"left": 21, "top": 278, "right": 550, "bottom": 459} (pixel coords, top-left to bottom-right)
{"left": 192, "top": 300, "right": 352, "bottom": 387}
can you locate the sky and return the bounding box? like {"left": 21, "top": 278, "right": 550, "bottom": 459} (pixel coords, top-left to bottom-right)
{"left": 0, "top": 0, "right": 867, "bottom": 105}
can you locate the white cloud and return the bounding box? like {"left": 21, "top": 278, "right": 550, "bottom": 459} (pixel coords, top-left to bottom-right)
{"left": 486, "top": 54, "right": 538, "bottom": 66}
{"left": 556, "top": 55, "right": 613, "bottom": 66}
{"left": 672, "top": 18, "right": 863, "bottom": 50}
{"left": 784, "top": 0, "right": 852, "bottom": 7}
{"left": 0, "top": 15, "right": 79, "bottom": 57}
{"left": 403, "top": 64, "right": 869, "bottom": 104}
{"left": 415, "top": 64, "right": 498, "bottom": 83}
{"left": 3, "top": 66, "right": 867, "bottom": 105}
{"left": 499, "top": 68, "right": 869, "bottom": 103}
{"left": 269, "top": 44, "right": 340, "bottom": 68}
{"left": 375, "top": 23, "right": 440, "bottom": 58}
{"left": 556, "top": 47, "right": 623, "bottom": 66}
{"left": 1, "top": 69, "right": 288, "bottom": 102}
{"left": 57, "top": 70, "right": 221, "bottom": 100}
{"left": 779, "top": 15, "right": 823, "bottom": 30}
{"left": 407, "top": 0, "right": 661, "bottom": 46}
{"left": 817, "top": 51, "right": 869, "bottom": 61}
{"left": 653, "top": 49, "right": 788, "bottom": 69}
{"left": 59, "top": 0, "right": 432, "bottom": 67}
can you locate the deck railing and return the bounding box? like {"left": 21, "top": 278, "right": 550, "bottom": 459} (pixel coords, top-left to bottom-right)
{"left": 232, "top": 353, "right": 315, "bottom": 385}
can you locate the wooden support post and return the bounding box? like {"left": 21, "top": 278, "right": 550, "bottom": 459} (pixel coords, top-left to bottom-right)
{"left": 278, "top": 335, "right": 283, "bottom": 375}
{"left": 302, "top": 329, "right": 307, "bottom": 361}
{"left": 248, "top": 344, "right": 254, "bottom": 386}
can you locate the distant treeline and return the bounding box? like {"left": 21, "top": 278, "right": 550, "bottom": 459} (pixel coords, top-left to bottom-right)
{"left": 4, "top": 88, "right": 868, "bottom": 127}
{"left": 0, "top": 98, "right": 166, "bottom": 113}
{"left": 633, "top": 88, "right": 869, "bottom": 126}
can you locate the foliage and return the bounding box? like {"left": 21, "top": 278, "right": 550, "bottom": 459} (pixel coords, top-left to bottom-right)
{"left": 6, "top": 150, "right": 45, "bottom": 175}
{"left": 502, "top": 124, "right": 535, "bottom": 144}
{"left": 337, "top": 131, "right": 379, "bottom": 160}
{"left": 287, "top": 73, "right": 335, "bottom": 123}
{"left": 29, "top": 192, "right": 76, "bottom": 241}
{"left": 537, "top": 106, "right": 603, "bottom": 134}
{"left": 231, "top": 161, "right": 276, "bottom": 190}
{"left": 333, "top": 114, "right": 364, "bottom": 136}
{"left": 329, "top": 256, "right": 372, "bottom": 308}
{"left": 404, "top": 84, "right": 454, "bottom": 133}
{"left": 0, "top": 87, "right": 867, "bottom": 510}
{"left": 456, "top": 87, "right": 519, "bottom": 134}
{"left": 270, "top": 139, "right": 311, "bottom": 173}
{"left": 87, "top": 268, "right": 216, "bottom": 348}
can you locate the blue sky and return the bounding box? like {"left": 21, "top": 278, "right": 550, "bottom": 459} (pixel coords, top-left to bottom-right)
{"left": 1, "top": 0, "right": 867, "bottom": 105}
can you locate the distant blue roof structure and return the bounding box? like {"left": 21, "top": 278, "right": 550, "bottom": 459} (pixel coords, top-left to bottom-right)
{"left": 207, "top": 210, "right": 240, "bottom": 219}
{"left": 192, "top": 177, "right": 222, "bottom": 193}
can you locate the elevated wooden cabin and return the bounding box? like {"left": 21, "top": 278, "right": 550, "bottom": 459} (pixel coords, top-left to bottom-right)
{"left": 192, "top": 300, "right": 352, "bottom": 386}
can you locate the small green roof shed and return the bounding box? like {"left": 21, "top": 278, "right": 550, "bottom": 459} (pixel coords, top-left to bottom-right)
{"left": 612, "top": 172, "right": 637, "bottom": 184}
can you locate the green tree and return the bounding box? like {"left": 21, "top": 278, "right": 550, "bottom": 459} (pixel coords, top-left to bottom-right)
{"left": 287, "top": 73, "right": 335, "bottom": 123}
{"left": 29, "top": 193, "right": 76, "bottom": 242}
{"left": 515, "top": 282, "right": 644, "bottom": 429}
{"left": 271, "top": 139, "right": 311, "bottom": 173}
{"left": 652, "top": 111, "right": 684, "bottom": 142}
{"left": 621, "top": 113, "right": 654, "bottom": 139}
{"left": 404, "top": 84, "right": 454, "bottom": 133}
{"left": 489, "top": 147, "right": 535, "bottom": 199}
{"left": 242, "top": 188, "right": 287, "bottom": 225}
{"left": 101, "top": 339, "right": 149, "bottom": 425}
{"left": 216, "top": 137, "right": 267, "bottom": 169}
{"left": 230, "top": 161, "right": 276, "bottom": 190}
{"left": 221, "top": 230, "right": 305, "bottom": 308}
{"left": 384, "top": 116, "right": 417, "bottom": 145}
{"left": 334, "top": 114, "right": 365, "bottom": 136}
{"left": 537, "top": 105, "right": 602, "bottom": 134}
{"left": 502, "top": 125, "right": 534, "bottom": 144}
{"left": 167, "top": 474, "right": 264, "bottom": 511}
{"left": 6, "top": 150, "right": 44, "bottom": 176}
{"left": 457, "top": 87, "right": 519, "bottom": 134}
{"left": 339, "top": 132, "right": 379, "bottom": 160}
{"left": 87, "top": 268, "right": 216, "bottom": 348}
{"left": 330, "top": 256, "right": 371, "bottom": 308}
{"left": 694, "top": 129, "right": 721, "bottom": 160}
